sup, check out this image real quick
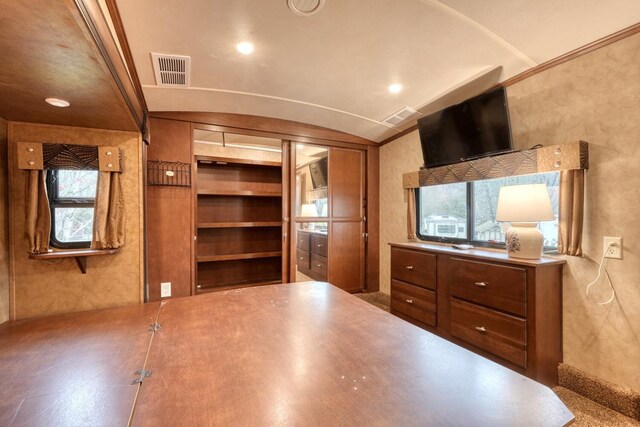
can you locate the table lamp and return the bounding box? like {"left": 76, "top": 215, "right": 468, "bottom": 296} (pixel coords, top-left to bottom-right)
{"left": 300, "top": 203, "right": 317, "bottom": 229}
{"left": 495, "top": 184, "right": 555, "bottom": 259}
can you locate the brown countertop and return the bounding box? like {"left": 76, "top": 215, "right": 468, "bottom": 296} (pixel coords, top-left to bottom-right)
{"left": 390, "top": 241, "right": 566, "bottom": 266}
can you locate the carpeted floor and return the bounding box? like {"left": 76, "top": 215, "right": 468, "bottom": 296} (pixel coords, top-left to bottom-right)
{"left": 355, "top": 292, "right": 640, "bottom": 426}
{"left": 554, "top": 387, "right": 640, "bottom": 426}
{"left": 353, "top": 292, "right": 390, "bottom": 312}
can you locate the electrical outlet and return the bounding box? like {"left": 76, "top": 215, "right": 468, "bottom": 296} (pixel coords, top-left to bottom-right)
{"left": 603, "top": 237, "right": 622, "bottom": 259}
{"left": 160, "top": 282, "right": 172, "bottom": 298}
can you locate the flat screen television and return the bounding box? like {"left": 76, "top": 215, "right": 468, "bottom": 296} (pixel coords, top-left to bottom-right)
{"left": 417, "top": 86, "right": 513, "bottom": 168}
{"left": 308, "top": 157, "right": 327, "bottom": 189}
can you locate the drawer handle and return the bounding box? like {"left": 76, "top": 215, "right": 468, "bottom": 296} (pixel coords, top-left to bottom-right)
{"left": 475, "top": 282, "right": 487, "bottom": 287}
{"left": 298, "top": 257, "right": 304, "bottom": 260}
{"left": 406, "top": 299, "right": 413, "bottom": 304}
{"left": 475, "top": 326, "right": 486, "bottom": 332}
{"left": 405, "top": 266, "right": 414, "bottom": 270}
{"left": 317, "top": 264, "right": 322, "bottom": 267}
{"left": 317, "top": 244, "right": 323, "bottom": 247}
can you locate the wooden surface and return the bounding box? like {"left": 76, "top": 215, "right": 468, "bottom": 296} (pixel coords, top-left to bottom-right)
{"left": 0, "top": 0, "right": 137, "bottom": 131}
{"left": 147, "top": 118, "right": 193, "bottom": 301}
{"left": 390, "top": 241, "right": 566, "bottom": 267}
{"left": 0, "top": 302, "right": 160, "bottom": 426}
{"left": 131, "top": 282, "right": 572, "bottom": 426}
{"left": 150, "top": 112, "right": 376, "bottom": 146}
{"left": 365, "top": 146, "right": 380, "bottom": 292}
{"left": 390, "top": 244, "right": 565, "bottom": 386}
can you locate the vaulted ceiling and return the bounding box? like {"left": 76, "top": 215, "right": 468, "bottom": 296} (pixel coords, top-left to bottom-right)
{"left": 114, "top": 0, "right": 640, "bottom": 142}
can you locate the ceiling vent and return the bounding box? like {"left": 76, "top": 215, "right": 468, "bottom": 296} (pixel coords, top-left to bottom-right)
{"left": 151, "top": 53, "right": 191, "bottom": 87}
{"left": 382, "top": 106, "right": 422, "bottom": 127}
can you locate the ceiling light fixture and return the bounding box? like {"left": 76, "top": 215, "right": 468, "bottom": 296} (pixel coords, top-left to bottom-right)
{"left": 45, "top": 97, "right": 70, "bottom": 107}
{"left": 287, "top": 0, "right": 325, "bottom": 16}
{"left": 388, "top": 84, "right": 403, "bottom": 94}
{"left": 236, "top": 42, "right": 254, "bottom": 55}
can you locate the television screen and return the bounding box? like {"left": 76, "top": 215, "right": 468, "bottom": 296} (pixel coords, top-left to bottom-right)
{"left": 418, "top": 86, "right": 513, "bottom": 168}
{"left": 308, "top": 157, "right": 327, "bottom": 189}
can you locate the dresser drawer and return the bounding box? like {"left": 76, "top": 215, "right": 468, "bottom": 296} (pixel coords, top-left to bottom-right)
{"left": 311, "top": 254, "right": 327, "bottom": 279}
{"left": 311, "top": 234, "right": 328, "bottom": 257}
{"left": 391, "top": 279, "right": 436, "bottom": 327}
{"left": 449, "top": 258, "right": 527, "bottom": 317}
{"left": 297, "top": 232, "right": 310, "bottom": 252}
{"left": 451, "top": 299, "right": 526, "bottom": 368}
{"left": 296, "top": 249, "right": 310, "bottom": 269}
{"left": 391, "top": 248, "right": 436, "bottom": 290}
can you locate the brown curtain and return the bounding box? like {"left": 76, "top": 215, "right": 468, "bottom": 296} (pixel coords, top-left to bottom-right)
{"left": 92, "top": 171, "right": 125, "bottom": 249}
{"left": 558, "top": 169, "right": 585, "bottom": 256}
{"left": 25, "top": 170, "right": 51, "bottom": 254}
{"left": 406, "top": 188, "right": 417, "bottom": 240}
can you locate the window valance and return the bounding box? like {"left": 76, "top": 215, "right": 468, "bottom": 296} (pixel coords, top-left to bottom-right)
{"left": 17, "top": 142, "right": 122, "bottom": 172}
{"left": 402, "top": 141, "right": 588, "bottom": 189}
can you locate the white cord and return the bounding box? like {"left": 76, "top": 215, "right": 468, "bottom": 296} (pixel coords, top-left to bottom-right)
{"left": 584, "top": 243, "right": 616, "bottom": 305}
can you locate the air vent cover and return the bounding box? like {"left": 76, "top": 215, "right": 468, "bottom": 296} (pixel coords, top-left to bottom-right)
{"left": 382, "top": 106, "right": 422, "bottom": 127}
{"left": 151, "top": 53, "right": 191, "bottom": 87}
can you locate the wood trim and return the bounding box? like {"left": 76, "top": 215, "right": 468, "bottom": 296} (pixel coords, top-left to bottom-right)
{"left": 103, "top": 0, "right": 148, "bottom": 114}
{"left": 73, "top": 0, "right": 146, "bottom": 130}
{"left": 379, "top": 124, "right": 418, "bottom": 147}
{"left": 151, "top": 112, "right": 376, "bottom": 146}
{"left": 503, "top": 22, "right": 640, "bottom": 87}
{"left": 380, "top": 23, "right": 640, "bottom": 147}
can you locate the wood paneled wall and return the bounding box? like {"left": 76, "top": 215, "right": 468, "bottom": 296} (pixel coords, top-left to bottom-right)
{"left": 0, "top": 118, "right": 8, "bottom": 324}
{"left": 7, "top": 122, "right": 143, "bottom": 320}
{"left": 146, "top": 118, "right": 193, "bottom": 301}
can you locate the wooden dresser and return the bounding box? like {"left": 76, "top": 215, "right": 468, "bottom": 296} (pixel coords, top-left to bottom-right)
{"left": 390, "top": 242, "right": 565, "bottom": 386}
{"left": 297, "top": 230, "right": 328, "bottom": 281}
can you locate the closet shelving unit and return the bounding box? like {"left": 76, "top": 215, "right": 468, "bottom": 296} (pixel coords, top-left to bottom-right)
{"left": 194, "top": 155, "right": 283, "bottom": 293}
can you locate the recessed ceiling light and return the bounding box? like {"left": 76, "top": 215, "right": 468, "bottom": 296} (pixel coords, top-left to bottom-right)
{"left": 287, "top": 0, "right": 325, "bottom": 16}
{"left": 388, "top": 84, "right": 403, "bottom": 94}
{"left": 236, "top": 42, "right": 254, "bottom": 55}
{"left": 45, "top": 97, "right": 70, "bottom": 107}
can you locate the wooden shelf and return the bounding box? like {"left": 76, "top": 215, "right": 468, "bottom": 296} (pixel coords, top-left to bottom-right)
{"left": 198, "top": 222, "right": 282, "bottom": 229}
{"left": 197, "top": 251, "right": 282, "bottom": 263}
{"left": 197, "top": 189, "right": 282, "bottom": 197}
{"left": 196, "top": 279, "right": 281, "bottom": 294}
{"left": 29, "top": 248, "right": 120, "bottom": 274}
{"left": 196, "top": 155, "right": 281, "bottom": 168}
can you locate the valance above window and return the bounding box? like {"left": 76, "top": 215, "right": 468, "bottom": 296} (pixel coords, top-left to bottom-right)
{"left": 18, "top": 142, "right": 125, "bottom": 254}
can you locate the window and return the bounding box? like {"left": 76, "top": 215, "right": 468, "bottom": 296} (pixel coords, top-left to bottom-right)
{"left": 417, "top": 172, "right": 559, "bottom": 249}
{"left": 47, "top": 170, "right": 99, "bottom": 248}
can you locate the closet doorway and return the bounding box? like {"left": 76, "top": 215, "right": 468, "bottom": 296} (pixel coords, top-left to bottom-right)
{"left": 291, "top": 144, "right": 366, "bottom": 292}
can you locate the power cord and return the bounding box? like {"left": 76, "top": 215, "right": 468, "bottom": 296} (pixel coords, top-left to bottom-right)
{"left": 584, "top": 243, "right": 616, "bottom": 305}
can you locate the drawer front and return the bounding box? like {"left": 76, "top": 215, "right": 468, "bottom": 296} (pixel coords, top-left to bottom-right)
{"left": 451, "top": 299, "right": 526, "bottom": 368}
{"left": 311, "top": 234, "right": 328, "bottom": 257}
{"left": 391, "top": 279, "right": 436, "bottom": 327}
{"left": 390, "top": 248, "right": 436, "bottom": 290}
{"left": 297, "top": 232, "right": 310, "bottom": 252}
{"left": 296, "top": 249, "right": 310, "bottom": 270}
{"left": 449, "top": 258, "right": 527, "bottom": 317}
{"left": 311, "top": 254, "right": 327, "bottom": 279}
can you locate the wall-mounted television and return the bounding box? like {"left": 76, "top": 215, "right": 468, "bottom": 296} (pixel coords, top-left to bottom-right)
{"left": 417, "top": 86, "right": 513, "bottom": 169}
{"left": 308, "top": 157, "right": 327, "bottom": 189}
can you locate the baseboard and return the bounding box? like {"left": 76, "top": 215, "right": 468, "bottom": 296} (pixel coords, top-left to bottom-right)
{"left": 558, "top": 363, "right": 640, "bottom": 421}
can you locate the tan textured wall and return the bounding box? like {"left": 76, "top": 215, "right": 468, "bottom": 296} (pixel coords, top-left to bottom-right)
{"left": 0, "top": 118, "right": 8, "bottom": 324}
{"left": 8, "top": 122, "right": 143, "bottom": 320}
{"left": 380, "top": 33, "right": 640, "bottom": 391}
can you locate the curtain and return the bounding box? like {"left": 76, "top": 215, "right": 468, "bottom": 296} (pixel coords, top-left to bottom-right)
{"left": 25, "top": 170, "right": 51, "bottom": 254}
{"left": 406, "top": 188, "right": 417, "bottom": 240}
{"left": 92, "top": 171, "right": 125, "bottom": 249}
{"left": 558, "top": 169, "right": 585, "bottom": 256}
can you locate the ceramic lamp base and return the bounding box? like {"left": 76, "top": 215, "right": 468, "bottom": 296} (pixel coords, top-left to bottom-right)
{"left": 505, "top": 222, "right": 544, "bottom": 259}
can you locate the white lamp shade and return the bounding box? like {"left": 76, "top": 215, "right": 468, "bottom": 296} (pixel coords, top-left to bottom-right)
{"left": 300, "top": 203, "right": 317, "bottom": 217}
{"left": 495, "top": 184, "right": 555, "bottom": 222}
